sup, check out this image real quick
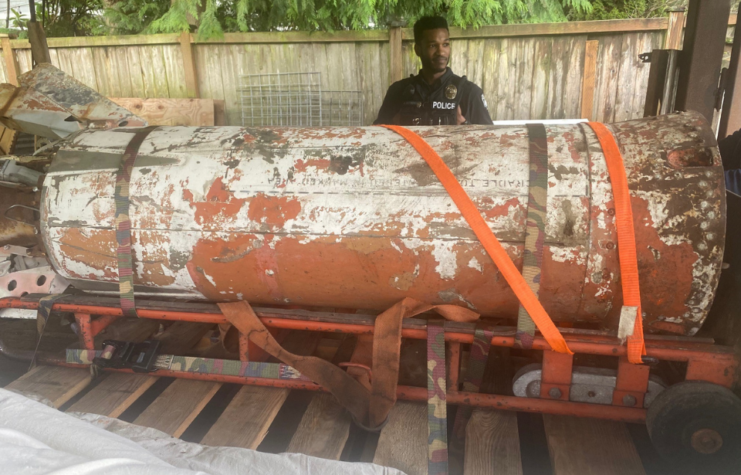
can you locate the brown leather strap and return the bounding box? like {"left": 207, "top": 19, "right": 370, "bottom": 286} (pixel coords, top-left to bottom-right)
{"left": 218, "top": 298, "right": 478, "bottom": 430}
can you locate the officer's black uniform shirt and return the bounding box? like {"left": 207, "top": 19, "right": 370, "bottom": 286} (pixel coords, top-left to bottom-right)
{"left": 374, "top": 68, "right": 492, "bottom": 125}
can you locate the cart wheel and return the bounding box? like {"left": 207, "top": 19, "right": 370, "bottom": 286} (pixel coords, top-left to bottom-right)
{"left": 646, "top": 381, "right": 741, "bottom": 474}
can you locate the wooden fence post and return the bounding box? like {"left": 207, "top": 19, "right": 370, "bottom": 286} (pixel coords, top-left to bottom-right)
{"left": 665, "top": 8, "right": 686, "bottom": 50}
{"left": 179, "top": 31, "right": 200, "bottom": 98}
{"left": 580, "top": 40, "right": 599, "bottom": 121}
{"left": 0, "top": 35, "right": 19, "bottom": 86}
{"left": 389, "top": 27, "right": 403, "bottom": 83}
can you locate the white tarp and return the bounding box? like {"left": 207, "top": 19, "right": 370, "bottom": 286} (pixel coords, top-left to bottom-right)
{"left": 0, "top": 388, "right": 404, "bottom": 475}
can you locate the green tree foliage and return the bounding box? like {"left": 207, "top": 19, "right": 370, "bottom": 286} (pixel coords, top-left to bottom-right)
{"left": 102, "top": 0, "right": 593, "bottom": 38}
{"left": 22, "top": 0, "right": 739, "bottom": 39}
{"left": 35, "top": 0, "right": 106, "bottom": 37}
{"left": 568, "top": 0, "right": 681, "bottom": 20}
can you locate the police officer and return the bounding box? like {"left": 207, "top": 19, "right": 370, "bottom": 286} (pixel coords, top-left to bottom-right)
{"left": 374, "top": 16, "right": 492, "bottom": 126}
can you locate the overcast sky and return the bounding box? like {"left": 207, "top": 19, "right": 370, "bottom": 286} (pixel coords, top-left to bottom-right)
{"left": 0, "top": 0, "right": 32, "bottom": 25}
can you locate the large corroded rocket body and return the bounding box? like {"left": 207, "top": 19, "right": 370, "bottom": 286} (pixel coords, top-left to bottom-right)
{"left": 39, "top": 111, "right": 724, "bottom": 336}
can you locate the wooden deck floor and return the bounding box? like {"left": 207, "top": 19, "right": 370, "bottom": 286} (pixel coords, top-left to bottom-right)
{"left": 0, "top": 317, "right": 674, "bottom": 475}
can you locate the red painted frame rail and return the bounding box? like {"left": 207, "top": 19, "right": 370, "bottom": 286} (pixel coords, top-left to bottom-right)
{"left": 6, "top": 296, "right": 737, "bottom": 423}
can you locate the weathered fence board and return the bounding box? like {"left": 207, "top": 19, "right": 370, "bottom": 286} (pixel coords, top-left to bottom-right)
{"left": 0, "top": 17, "right": 732, "bottom": 125}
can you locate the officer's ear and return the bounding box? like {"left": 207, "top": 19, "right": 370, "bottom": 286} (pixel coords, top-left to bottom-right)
{"left": 414, "top": 41, "right": 421, "bottom": 58}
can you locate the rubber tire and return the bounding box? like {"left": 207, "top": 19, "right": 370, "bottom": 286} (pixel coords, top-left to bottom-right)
{"left": 646, "top": 381, "right": 741, "bottom": 474}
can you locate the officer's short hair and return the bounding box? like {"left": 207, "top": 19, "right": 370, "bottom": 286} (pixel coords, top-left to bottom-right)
{"left": 413, "top": 16, "right": 449, "bottom": 44}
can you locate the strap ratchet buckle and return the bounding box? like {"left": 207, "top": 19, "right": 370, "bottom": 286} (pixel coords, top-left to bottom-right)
{"left": 93, "top": 339, "right": 161, "bottom": 373}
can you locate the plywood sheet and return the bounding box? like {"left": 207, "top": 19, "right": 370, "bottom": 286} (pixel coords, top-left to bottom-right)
{"left": 109, "top": 97, "right": 215, "bottom": 126}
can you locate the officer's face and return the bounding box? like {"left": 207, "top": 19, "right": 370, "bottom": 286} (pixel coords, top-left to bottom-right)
{"left": 415, "top": 28, "right": 450, "bottom": 73}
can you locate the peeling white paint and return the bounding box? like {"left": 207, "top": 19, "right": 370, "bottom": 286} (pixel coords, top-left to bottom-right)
{"left": 431, "top": 241, "right": 458, "bottom": 280}
{"left": 468, "top": 257, "right": 482, "bottom": 272}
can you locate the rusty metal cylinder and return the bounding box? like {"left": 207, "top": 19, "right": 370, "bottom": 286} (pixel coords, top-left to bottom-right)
{"left": 40, "top": 111, "right": 725, "bottom": 336}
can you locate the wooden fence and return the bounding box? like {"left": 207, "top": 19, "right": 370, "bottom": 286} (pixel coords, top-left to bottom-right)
{"left": 0, "top": 13, "right": 736, "bottom": 126}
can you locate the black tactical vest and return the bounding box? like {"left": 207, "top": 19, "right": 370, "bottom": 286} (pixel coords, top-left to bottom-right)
{"left": 399, "top": 75, "right": 469, "bottom": 126}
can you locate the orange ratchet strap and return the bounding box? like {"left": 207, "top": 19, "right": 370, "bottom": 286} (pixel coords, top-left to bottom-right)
{"left": 382, "top": 125, "right": 571, "bottom": 355}
{"left": 587, "top": 123, "right": 645, "bottom": 364}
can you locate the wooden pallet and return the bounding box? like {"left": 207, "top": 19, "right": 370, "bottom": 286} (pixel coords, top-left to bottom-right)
{"left": 2, "top": 319, "right": 652, "bottom": 475}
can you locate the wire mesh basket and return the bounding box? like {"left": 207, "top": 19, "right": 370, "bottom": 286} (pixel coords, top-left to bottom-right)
{"left": 239, "top": 72, "right": 364, "bottom": 127}
{"left": 239, "top": 72, "right": 322, "bottom": 127}
{"left": 321, "top": 91, "right": 364, "bottom": 127}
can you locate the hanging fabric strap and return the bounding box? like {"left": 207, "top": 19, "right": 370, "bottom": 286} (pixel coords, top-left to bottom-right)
{"left": 217, "top": 298, "right": 479, "bottom": 430}
{"left": 516, "top": 124, "right": 549, "bottom": 349}
{"left": 381, "top": 125, "right": 571, "bottom": 355}
{"left": 427, "top": 320, "right": 448, "bottom": 475}
{"left": 115, "top": 126, "right": 158, "bottom": 318}
{"left": 449, "top": 326, "right": 494, "bottom": 474}
{"left": 586, "top": 123, "right": 645, "bottom": 364}
{"left": 30, "top": 294, "right": 67, "bottom": 369}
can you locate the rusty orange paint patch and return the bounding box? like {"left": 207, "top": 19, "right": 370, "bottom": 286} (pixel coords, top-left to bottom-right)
{"left": 247, "top": 194, "right": 301, "bottom": 228}
{"left": 183, "top": 177, "right": 246, "bottom": 228}
{"left": 294, "top": 158, "right": 331, "bottom": 173}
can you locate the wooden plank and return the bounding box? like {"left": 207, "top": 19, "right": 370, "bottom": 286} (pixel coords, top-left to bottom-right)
{"left": 138, "top": 46, "right": 159, "bottom": 98}
{"left": 0, "top": 127, "right": 18, "bottom": 155}
{"left": 543, "top": 415, "right": 645, "bottom": 475}
{"left": 580, "top": 40, "right": 599, "bottom": 121}
{"left": 665, "top": 9, "right": 686, "bottom": 50}
{"left": 91, "top": 48, "right": 114, "bottom": 97}
{"left": 629, "top": 32, "right": 659, "bottom": 121}
{"left": 546, "top": 36, "right": 566, "bottom": 119}
{"left": 373, "top": 401, "right": 427, "bottom": 475}
{"left": 481, "top": 39, "right": 499, "bottom": 119}
{"left": 466, "top": 39, "right": 486, "bottom": 91}
{"left": 201, "top": 331, "right": 320, "bottom": 448}
{"left": 356, "top": 42, "right": 385, "bottom": 125}
{"left": 216, "top": 44, "right": 239, "bottom": 127}
{"left": 514, "top": 38, "right": 535, "bottom": 120}
{"left": 126, "top": 47, "right": 146, "bottom": 98}
{"left": 613, "top": 33, "right": 639, "bottom": 123}
{"left": 197, "top": 30, "right": 389, "bottom": 45}
{"left": 15, "top": 49, "right": 31, "bottom": 74}
{"left": 286, "top": 393, "right": 351, "bottom": 460}
{"left": 179, "top": 32, "right": 199, "bottom": 98}
{"left": 162, "top": 44, "right": 186, "bottom": 98}
{"left": 113, "top": 47, "right": 133, "bottom": 98}
{"left": 109, "top": 98, "right": 215, "bottom": 126}
{"left": 66, "top": 373, "right": 157, "bottom": 418}
{"left": 591, "top": 36, "right": 622, "bottom": 123}
{"left": 463, "top": 409, "right": 522, "bottom": 475}
{"left": 563, "top": 36, "right": 587, "bottom": 119}
{"left": 133, "top": 379, "right": 221, "bottom": 438}
{"left": 495, "top": 38, "right": 512, "bottom": 120}
{"left": 389, "top": 27, "right": 403, "bottom": 84}
{"left": 200, "top": 384, "right": 289, "bottom": 449}
{"left": 6, "top": 366, "right": 92, "bottom": 408}
{"left": 401, "top": 19, "right": 670, "bottom": 42}
{"left": 530, "top": 37, "right": 552, "bottom": 120}
{"left": 1, "top": 36, "right": 19, "bottom": 85}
